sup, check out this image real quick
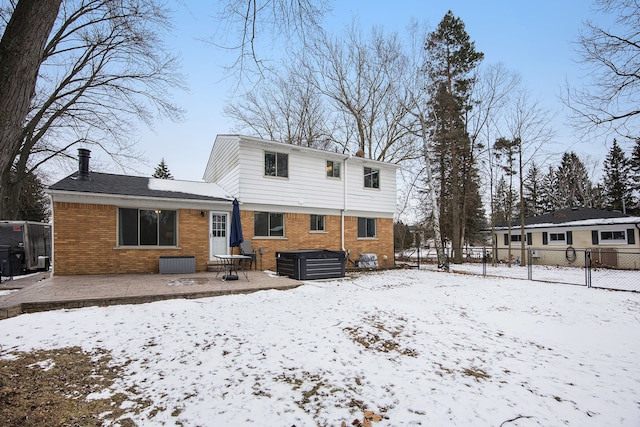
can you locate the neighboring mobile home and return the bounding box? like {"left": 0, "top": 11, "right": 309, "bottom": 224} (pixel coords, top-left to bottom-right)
{"left": 47, "top": 136, "right": 398, "bottom": 275}
{"left": 494, "top": 206, "right": 640, "bottom": 268}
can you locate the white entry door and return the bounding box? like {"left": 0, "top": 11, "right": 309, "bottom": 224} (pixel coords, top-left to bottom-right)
{"left": 209, "top": 212, "right": 229, "bottom": 259}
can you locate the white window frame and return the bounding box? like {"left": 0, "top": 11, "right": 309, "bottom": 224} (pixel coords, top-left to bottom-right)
{"left": 600, "top": 230, "right": 626, "bottom": 244}
{"left": 363, "top": 167, "right": 379, "bottom": 189}
{"left": 549, "top": 232, "right": 566, "bottom": 245}
{"left": 310, "top": 214, "right": 326, "bottom": 232}
{"left": 357, "top": 217, "right": 377, "bottom": 238}
{"left": 118, "top": 208, "right": 177, "bottom": 247}
{"left": 326, "top": 160, "right": 341, "bottom": 179}
{"left": 254, "top": 212, "right": 285, "bottom": 237}
{"left": 264, "top": 151, "right": 288, "bottom": 178}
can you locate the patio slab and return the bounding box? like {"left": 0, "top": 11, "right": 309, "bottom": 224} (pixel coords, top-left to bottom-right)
{"left": 0, "top": 271, "right": 302, "bottom": 320}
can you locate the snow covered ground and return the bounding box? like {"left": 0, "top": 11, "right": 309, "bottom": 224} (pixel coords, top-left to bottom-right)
{"left": 1, "top": 269, "right": 639, "bottom": 426}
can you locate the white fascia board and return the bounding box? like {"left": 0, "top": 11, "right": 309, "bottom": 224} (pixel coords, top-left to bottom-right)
{"left": 47, "top": 190, "right": 232, "bottom": 211}
{"left": 241, "top": 202, "right": 394, "bottom": 218}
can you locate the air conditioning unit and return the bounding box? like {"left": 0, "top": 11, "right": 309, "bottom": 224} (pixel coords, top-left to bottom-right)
{"left": 530, "top": 249, "right": 541, "bottom": 258}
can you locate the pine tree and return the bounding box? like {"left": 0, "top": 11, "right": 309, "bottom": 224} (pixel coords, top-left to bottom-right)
{"left": 17, "top": 172, "right": 49, "bottom": 222}
{"left": 629, "top": 138, "right": 640, "bottom": 211}
{"left": 539, "top": 165, "right": 559, "bottom": 213}
{"left": 425, "top": 11, "right": 484, "bottom": 264}
{"left": 152, "top": 158, "right": 174, "bottom": 179}
{"left": 556, "top": 152, "right": 593, "bottom": 208}
{"left": 522, "top": 162, "right": 544, "bottom": 217}
{"left": 602, "top": 139, "right": 633, "bottom": 212}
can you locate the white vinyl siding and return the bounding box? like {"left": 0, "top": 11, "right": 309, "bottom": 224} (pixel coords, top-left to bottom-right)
{"left": 204, "top": 135, "right": 397, "bottom": 216}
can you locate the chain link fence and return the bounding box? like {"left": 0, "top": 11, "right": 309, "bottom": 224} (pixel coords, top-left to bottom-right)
{"left": 480, "top": 247, "right": 640, "bottom": 292}
{"left": 397, "top": 246, "right": 640, "bottom": 292}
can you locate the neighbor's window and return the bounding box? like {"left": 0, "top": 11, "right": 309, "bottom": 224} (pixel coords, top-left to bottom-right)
{"left": 364, "top": 167, "right": 379, "bottom": 189}
{"left": 326, "top": 160, "right": 341, "bottom": 178}
{"left": 265, "top": 151, "right": 288, "bottom": 177}
{"left": 119, "top": 208, "right": 177, "bottom": 246}
{"left": 357, "top": 217, "right": 376, "bottom": 238}
{"left": 549, "top": 232, "right": 566, "bottom": 242}
{"left": 600, "top": 230, "right": 626, "bottom": 242}
{"left": 310, "top": 214, "right": 325, "bottom": 231}
{"left": 254, "top": 212, "right": 284, "bottom": 237}
{"left": 510, "top": 234, "right": 523, "bottom": 242}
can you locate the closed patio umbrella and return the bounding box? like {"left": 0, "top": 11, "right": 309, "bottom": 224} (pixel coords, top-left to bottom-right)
{"left": 230, "top": 198, "right": 243, "bottom": 250}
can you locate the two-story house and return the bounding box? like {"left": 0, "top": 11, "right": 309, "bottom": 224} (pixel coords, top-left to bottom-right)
{"left": 203, "top": 135, "right": 398, "bottom": 271}
{"left": 46, "top": 135, "right": 398, "bottom": 275}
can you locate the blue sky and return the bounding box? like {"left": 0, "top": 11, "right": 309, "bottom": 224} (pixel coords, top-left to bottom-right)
{"left": 110, "top": 0, "right": 613, "bottom": 182}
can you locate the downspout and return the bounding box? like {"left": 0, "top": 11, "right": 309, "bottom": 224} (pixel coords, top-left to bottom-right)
{"left": 341, "top": 152, "right": 352, "bottom": 252}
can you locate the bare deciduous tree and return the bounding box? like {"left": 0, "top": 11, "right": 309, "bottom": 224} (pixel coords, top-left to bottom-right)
{"left": 505, "top": 89, "right": 554, "bottom": 265}
{"left": 224, "top": 66, "right": 332, "bottom": 149}
{"left": 212, "top": 0, "right": 331, "bottom": 79}
{"left": 0, "top": 0, "right": 184, "bottom": 219}
{"left": 564, "top": 0, "right": 640, "bottom": 138}
{"left": 307, "top": 24, "right": 418, "bottom": 162}
{"left": 0, "top": 0, "right": 62, "bottom": 218}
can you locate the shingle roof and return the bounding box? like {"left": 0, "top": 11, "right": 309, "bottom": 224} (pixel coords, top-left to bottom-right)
{"left": 48, "top": 172, "right": 231, "bottom": 202}
{"left": 497, "top": 206, "right": 637, "bottom": 228}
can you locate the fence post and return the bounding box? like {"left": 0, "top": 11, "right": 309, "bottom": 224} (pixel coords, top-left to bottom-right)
{"left": 482, "top": 247, "right": 487, "bottom": 276}
{"left": 585, "top": 250, "right": 592, "bottom": 288}
{"left": 527, "top": 248, "right": 533, "bottom": 280}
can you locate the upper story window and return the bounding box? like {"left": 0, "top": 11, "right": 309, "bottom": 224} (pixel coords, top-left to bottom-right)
{"left": 326, "top": 160, "right": 341, "bottom": 178}
{"left": 119, "top": 208, "right": 177, "bottom": 246}
{"left": 254, "top": 212, "right": 284, "bottom": 237}
{"left": 549, "top": 232, "right": 565, "bottom": 242}
{"left": 364, "top": 167, "right": 379, "bottom": 189}
{"left": 265, "top": 151, "right": 288, "bottom": 178}
{"left": 310, "top": 214, "right": 325, "bottom": 232}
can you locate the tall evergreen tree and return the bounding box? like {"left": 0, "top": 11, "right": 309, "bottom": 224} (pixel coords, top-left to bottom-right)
{"left": 522, "top": 162, "right": 544, "bottom": 217}
{"left": 492, "top": 176, "right": 517, "bottom": 225}
{"left": 629, "top": 138, "right": 640, "bottom": 211}
{"left": 539, "top": 165, "right": 560, "bottom": 213}
{"left": 152, "top": 158, "right": 174, "bottom": 180}
{"left": 424, "top": 11, "right": 484, "bottom": 264}
{"left": 17, "top": 171, "right": 49, "bottom": 222}
{"left": 602, "top": 139, "right": 633, "bottom": 212}
{"left": 556, "top": 152, "right": 593, "bottom": 208}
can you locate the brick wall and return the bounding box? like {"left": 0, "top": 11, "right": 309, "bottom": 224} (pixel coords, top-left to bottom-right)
{"left": 241, "top": 211, "right": 394, "bottom": 270}
{"left": 52, "top": 202, "right": 394, "bottom": 274}
{"left": 52, "top": 202, "right": 210, "bottom": 275}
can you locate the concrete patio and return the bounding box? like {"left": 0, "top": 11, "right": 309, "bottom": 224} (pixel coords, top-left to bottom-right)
{"left": 0, "top": 270, "right": 302, "bottom": 320}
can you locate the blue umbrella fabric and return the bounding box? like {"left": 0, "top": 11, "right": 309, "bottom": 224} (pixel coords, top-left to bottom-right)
{"left": 230, "top": 198, "right": 244, "bottom": 248}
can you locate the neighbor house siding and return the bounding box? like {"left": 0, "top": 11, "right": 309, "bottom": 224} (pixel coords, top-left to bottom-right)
{"left": 53, "top": 202, "right": 210, "bottom": 275}
{"left": 496, "top": 227, "right": 640, "bottom": 268}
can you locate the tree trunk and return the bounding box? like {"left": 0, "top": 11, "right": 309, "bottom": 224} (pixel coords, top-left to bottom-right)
{"left": 419, "top": 125, "right": 447, "bottom": 270}
{"left": 519, "top": 143, "right": 526, "bottom": 266}
{"left": 0, "top": 0, "right": 62, "bottom": 218}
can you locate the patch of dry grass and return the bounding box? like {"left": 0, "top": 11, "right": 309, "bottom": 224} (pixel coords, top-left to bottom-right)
{"left": 0, "top": 346, "right": 148, "bottom": 426}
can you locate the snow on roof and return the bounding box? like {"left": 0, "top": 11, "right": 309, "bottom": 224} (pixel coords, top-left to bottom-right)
{"left": 148, "top": 178, "right": 232, "bottom": 200}
{"left": 496, "top": 216, "right": 640, "bottom": 230}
